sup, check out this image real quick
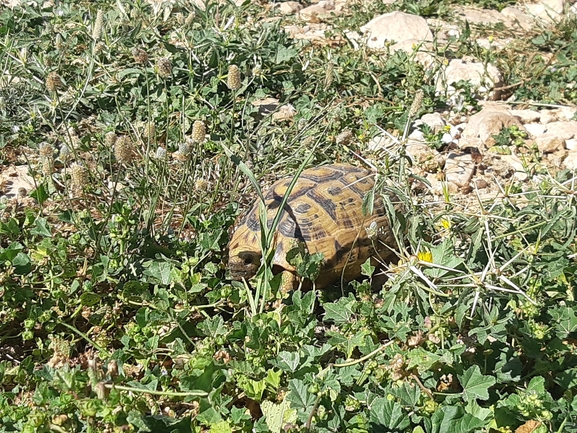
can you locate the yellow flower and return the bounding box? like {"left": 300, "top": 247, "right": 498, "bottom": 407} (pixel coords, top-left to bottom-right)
{"left": 418, "top": 251, "right": 433, "bottom": 263}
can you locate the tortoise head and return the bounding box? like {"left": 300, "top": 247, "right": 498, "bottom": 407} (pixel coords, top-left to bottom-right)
{"left": 227, "top": 219, "right": 262, "bottom": 281}
{"left": 228, "top": 250, "right": 261, "bottom": 280}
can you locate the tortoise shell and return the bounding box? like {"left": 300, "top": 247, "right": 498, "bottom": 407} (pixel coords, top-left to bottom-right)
{"left": 227, "top": 163, "right": 398, "bottom": 288}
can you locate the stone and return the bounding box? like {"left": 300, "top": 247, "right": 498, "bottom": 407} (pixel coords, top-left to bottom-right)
{"left": 539, "top": 110, "right": 557, "bottom": 124}
{"left": 510, "top": 109, "right": 541, "bottom": 124}
{"left": 544, "top": 121, "right": 577, "bottom": 140}
{"left": 360, "top": 11, "right": 432, "bottom": 49}
{"left": 534, "top": 134, "right": 566, "bottom": 153}
{"left": 299, "top": 1, "right": 339, "bottom": 21}
{"left": 476, "top": 37, "right": 513, "bottom": 50}
{"left": 526, "top": 0, "right": 565, "bottom": 23}
{"left": 499, "top": 154, "right": 529, "bottom": 181}
{"left": 486, "top": 155, "right": 515, "bottom": 179}
{"left": 275, "top": 1, "right": 302, "bottom": 14}
{"left": 546, "top": 149, "right": 568, "bottom": 167}
{"left": 566, "top": 139, "right": 577, "bottom": 150}
{"left": 408, "top": 130, "right": 425, "bottom": 141}
{"left": 475, "top": 178, "right": 489, "bottom": 189}
{"left": 445, "top": 152, "right": 476, "bottom": 188}
{"left": 454, "top": 6, "right": 504, "bottom": 25}
{"left": 419, "top": 113, "right": 446, "bottom": 134}
{"left": 406, "top": 141, "right": 442, "bottom": 173}
{"left": 285, "top": 24, "right": 328, "bottom": 42}
{"left": 558, "top": 106, "right": 577, "bottom": 120}
{"left": 501, "top": 6, "right": 535, "bottom": 30}
{"left": 523, "top": 123, "right": 547, "bottom": 137}
{"left": 252, "top": 97, "right": 280, "bottom": 115}
{"left": 461, "top": 109, "right": 525, "bottom": 147}
{"left": 437, "top": 59, "right": 504, "bottom": 100}
{"left": 272, "top": 104, "right": 296, "bottom": 121}
{"left": 563, "top": 151, "right": 577, "bottom": 170}
{"left": 367, "top": 134, "right": 396, "bottom": 152}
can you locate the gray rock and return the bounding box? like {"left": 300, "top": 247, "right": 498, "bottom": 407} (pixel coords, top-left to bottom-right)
{"left": 501, "top": 6, "right": 535, "bottom": 30}
{"left": 523, "top": 123, "right": 547, "bottom": 137}
{"left": 275, "top": 1, "right": 303, "bottom": 15}
{"left": 437, "top": 59, "right": 504, "bottom": 101}
{"left": 499, "top": 154, "right": 529, "bottom": 181}
{"left": 419, "top": 113, "right": 446, "bottom": 133}
{"left": 534, "top": 134, "right": 566, "bottom": 153}
{"left": 539, "top": 110, "right": 557, "bottom": 125}
{"left": 299, "top": 1, "right": 341, "bottom": 21}
{"left": 525, "top": 0, "right": 565, "bottom": 23}
{"left": 461, "top": 109, "right": 525, "bottom": 147}
{"left": 544, "top": 121, "right": 577, "bottom": 140}
{"left": 406, "top": 142, "right": 442, "bottom": 173}
{"left": 510, "top": 109, "right": 541, "bottom": 124}
{"left": 454, "top": 6, "right": 504, "bottom": 25}
{"left": 566, "top": 138, "right": 577, "bottom": 150}
{"left": 445, "top": 152, "right": 476, "bottom": 189}
{"left": 360, "top": 11, "right": 432, "bottom": 49}
{"left": 563, "top": 151, "right": 577, "bottom": 170}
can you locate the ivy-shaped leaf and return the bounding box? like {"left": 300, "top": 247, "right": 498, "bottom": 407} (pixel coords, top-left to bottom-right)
{"left": 273, "top": 351, "right": 300, "bottom": 373}
{"left": 323, "top": 296, "right": 356, "bottom": 324}
{"left": 549, "top": 306, "right": 577, "bottom": 337}
{"left": 368, "top": 397, "right": 410, "bottom": 430}
{"left": 458, "top": 365, "right": 496, "bottom": 402}
{"left": 429, "top": 405, "right": 487, "bottom": 433}
{"left": 286, "top": 379, "right": 316, "bottom": 410}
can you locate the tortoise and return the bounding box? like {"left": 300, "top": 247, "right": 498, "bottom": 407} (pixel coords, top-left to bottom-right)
{"left": 227, "top": 163, "right": 399, "bottom": 289}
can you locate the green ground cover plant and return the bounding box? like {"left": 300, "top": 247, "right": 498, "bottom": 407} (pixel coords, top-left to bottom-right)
{"left": 1, "top": 0, "right": 576, "bottom": 432}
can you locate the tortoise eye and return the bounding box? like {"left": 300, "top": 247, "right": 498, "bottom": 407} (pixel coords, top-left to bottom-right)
{"left": 239, "top": 252, "right": 259, "bottom": 266}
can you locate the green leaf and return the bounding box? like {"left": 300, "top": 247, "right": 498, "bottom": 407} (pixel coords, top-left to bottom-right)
{"left": 127, "top": 410, "right": 151, "bottom": 431}
{"left": 406, "top": 347, "right": 441, "bottom": 373}
{"left": 0, "top": 217, "right": 20, "bottom": 236}
{"left": 197, "top": 315, "right": 227, "bottom": 339}
{"left": 180, "top": 362, "right": 222, "bottom": 393}
{"left": 209, "top": 421, "right": 232, "bottom": 433}
{"left": 343, "top": 330, "right": 369, "bottom": 358}
{"left": 430, "top": 405, "right": 487, "bottom": 433}
{"left": 80, "top": 292, "right": 102, "bottom": 307}
{"left": 390, "top": 382, "right": 421, "bottom": 407}
{"left": 549, "top": 306, "right": 577, "bottom": 337}
{"left": 30, "top": 183, "right": 49, "bottom": 204}
{"left": 142, "top": 260, "right": 172, "bottom": 285}
{"left": 12, "top": 252, "right": 32, "bottom": 274}
{"left": 30, "top": 217, "right": 51, "bottom": 237}
{"left": 527, "top": 376, "right": 546, "bottom": 394}
{"left": 465, "top": 400, "right": 492, "bottom": 422}
{"left": 273, "top": 351, "right": 300, "bottom": 373}
{"left": 265, "top": 369, "right": 282, "bottom": 391}
{"left": 494, "top": 349, "right": 522, "bottom": 383}
{"left": 286, "top": 379, "right": 316, "bottom": 410}
{"left": 237, "top": 375, "right": 266, "bottom": 401}
{"left": 458, "top": 365, "right": 495, "bottom": 402}
{"left": 324, "top": 296, "right": 356, "bottom": 324}
{"left": 261, "top": 399, "right": 297, "bottom": 433}
{"left": 368, "top": 397, "right": 410, "bottom": 430}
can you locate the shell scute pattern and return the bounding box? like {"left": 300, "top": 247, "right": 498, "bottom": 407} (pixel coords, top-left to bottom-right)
{"left": 228, "top": 163, "right": 398, "bottom": 288}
